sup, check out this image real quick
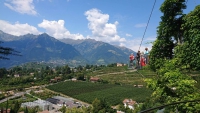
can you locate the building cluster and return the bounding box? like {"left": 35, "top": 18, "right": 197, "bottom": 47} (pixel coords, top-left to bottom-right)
{"left": 21, "top": 100, "right": 53, "bottom": 111}
{"left": 123, "top": 99, "right": 137, "bottom": 110}
{"left": 20, "top": 96, "right": 83, "bottom": 112}
{"left": 46, "top": 96, "right": 82, "bottom": 108}
{"left": 49, "top": 77, "right": 62, "bottom": 83}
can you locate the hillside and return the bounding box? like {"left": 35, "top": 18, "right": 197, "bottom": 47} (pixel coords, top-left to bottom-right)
{"left": 0, "top": 32, "right": 85, "bottom": 68}
{"left": 60, "top": 38, "right": 136, "bottom": 65}
{"left": 0, "top": 31, "right": 136, "bottom": 68}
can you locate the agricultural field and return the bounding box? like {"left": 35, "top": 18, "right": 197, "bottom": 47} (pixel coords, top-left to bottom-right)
{"left": 85, "top": 65, "right": 157, "bottom": 86}
{"left": 97, "top": 68, "right": 157, "bottom": 86}
{"left": 46, "top": 81, "right": 152, "bottom": 105}
{"left": 85, "top": 65, "right": 128, "bottom": 77}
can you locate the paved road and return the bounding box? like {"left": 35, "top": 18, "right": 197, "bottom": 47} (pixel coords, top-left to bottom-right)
{"left": 0, "top": 92, "right": 25, "bottom": 104}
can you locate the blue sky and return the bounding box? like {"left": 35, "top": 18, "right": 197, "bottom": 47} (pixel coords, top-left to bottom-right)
{"left": 0, "top": 0, "right": 199, "bottom": 52}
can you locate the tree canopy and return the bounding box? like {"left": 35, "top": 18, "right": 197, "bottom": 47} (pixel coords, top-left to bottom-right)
{"left": 146, "top": 0, "right": 200, "bottom": 112}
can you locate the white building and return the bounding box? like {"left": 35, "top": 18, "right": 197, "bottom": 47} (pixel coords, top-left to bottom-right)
{"left": 123, "top": 99, "right": 137, "bottom": 110}
{"left": 21, "top": 100, "right": 53, "bottom": 111}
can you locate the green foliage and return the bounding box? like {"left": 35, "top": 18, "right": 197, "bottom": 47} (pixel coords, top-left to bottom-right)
{"left": 92, "top": 98, "right": 116, "bottom": 113}
{"left": 107, "top": 63, "right": 117, "bottom": 67}
{"left": 150, "top": 0, "right": 187, "bottom": 71}
{"left": 145, "top": 59, "right": 200, "bottom": 112}
{"left": 24, "top": 106, "right": 28, "bottom": 113}
{"left": 146, "top": 2, "right": 200, "bottom": 112}
{"left": 0, "top": 94, "right": 5, "bottom": 100}
{"left": 10, "top": 101, "right": 21, "bottom": 113}
{"left": 30, "top": 90, "right": 58, "bottom": 100}
{"left": 59, "top": 106, "right": 66, "bottom": 113}
{"left": 0, "top": 68, "right": 7, "bottom": 78}
{"left": 0, "top": 96, "right": 36, "bottom": 109}
{"left": 149, "top": 38, "right": 174, "bottom": 71}
{"left": 65, "top": 107, "right": 91, "bottom": 113}
{"left": 118, "top": 104, "right": 134, "bottom": 113}
{"left": 75, "top": 72, "right": 85, "bottom": 81}
{"left": 175, "top": 5, "right": 200, "bottom": 70}
{"left": 159, "top": 0, "right": 186, "bottom": 42}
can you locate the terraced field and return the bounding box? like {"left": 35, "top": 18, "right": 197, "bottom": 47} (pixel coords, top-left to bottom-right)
{"left": 96, "top": 68, "right": 157, "bottom": 86}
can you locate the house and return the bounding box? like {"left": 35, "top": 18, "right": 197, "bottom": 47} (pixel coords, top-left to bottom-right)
{"left": 30, "top": 86, "right": 41, "bottom": 90}
{"left": 117, "top": 110, "right": 125, "bottom": 113}
{"left": 50, "top": 77, "right": 62, "bottom": 83}
{"left": 55, "top": 77, "right": 61, "bottom": 81}
{"left": 14, "top": 74, "right": 20, "bottom": 77}
{"left": 123, "top": 99, "right": 137, "bottom": 110}
{"left": 50, "top": 79, "right": 56, "bottom": 83}
{"left": 6, "top": 90, "right": 15, "bottom": 95}
{"left": 117, "top": 63, "right": 123, "bottom": 67}
{"left": 134, "top": 84, "right": 144, "bottom": 88}
{"left": 30, "top": 73, "right": 34, "bottom": 76}
{"left": 137, "top": 85, "right": 143, "bottom": 88}
{"left": 90, "top": 77, "right": 100, "bottom": 82}
{"left": 71, "top": 78, "right": 77, "bottom": 81}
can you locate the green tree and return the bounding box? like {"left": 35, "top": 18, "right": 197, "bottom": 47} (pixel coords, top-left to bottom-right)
{"left": 76, "top": 65, "right": 83, "bottom": 71}
{"left": 5, "top": 100, "right": 8, "bottom": 113}
{"left": 12, "top": 101, "right": 21, "bottom": 113}
{"left": 60, "top": 106, "right": 66, "bottom": 113}
{"left": 62, "top": 65, "right": 71, "bottom": 75}
{"left": 159, "top": 0, "right": 186, "bottom": 43}
{"left": 145, "top": 1, "right": 200, "bottom": 112}
{"left": 76, "top": 73, "right": 85, "bottom": 81}
{"left": 92, "top": 98, "right": 115, "bottom": 113}
{"left": 85, "top": 64, "right": 90, "bottom": 69}
{"left": 24, "top": 106, "right": 28, "bottom": 113}
{"left": 0, "top": 68, "right": 7, "bottom": 78}
{"left": 145, "top": 59, "right": 200, "bottom": 112}
{"left": 92, "top": 98, "right": 101, "bottom": 113}
{"left": 1, "top": 107, "right": 4, "bottom": 113}
{"left": 150, "top": 0, "right": 186, "bottom": 71}
{"left": 175, "top": 5, "right": 200, "bottom": 70}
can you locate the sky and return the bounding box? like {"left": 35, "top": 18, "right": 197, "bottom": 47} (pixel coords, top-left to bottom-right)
{"left": 0, "top": 0, "right": 199, "bottom": 52}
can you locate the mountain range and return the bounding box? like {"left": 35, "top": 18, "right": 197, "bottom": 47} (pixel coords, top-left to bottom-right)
{"left": 0, "top": 30, "right": 135, "bottom": 68}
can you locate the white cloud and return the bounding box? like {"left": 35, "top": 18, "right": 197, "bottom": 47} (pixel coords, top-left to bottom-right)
{"left": 134, "top": 23, "right": 147, "bottom": 28}
{"left": 126, "top": 33, "right": 132, "bottom": 37}
{"left": 85, "top": 8, "right": 126, "bottom": 43}
{"left": 0, "top": 20, "right": 40, "bottom": 36}
{"left": 120, "top": 35, "right": 156, "bottom": 52}
{"left": 4, "top": 0, "right": 37, "bottom": 15}
{"left": 38, "top": 19, "right": 85, "bottom": 40}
